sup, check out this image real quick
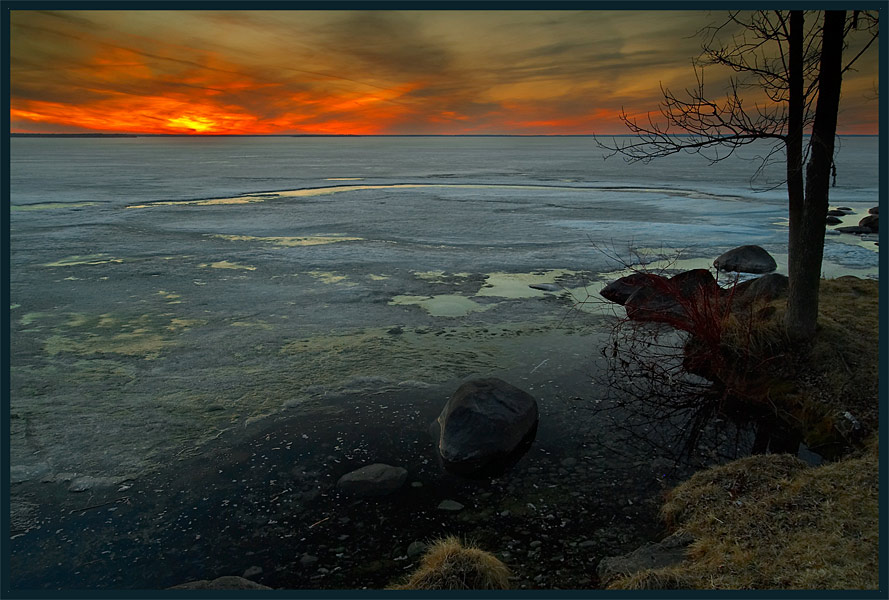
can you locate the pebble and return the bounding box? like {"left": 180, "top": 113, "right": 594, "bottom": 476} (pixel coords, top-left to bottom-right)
{"left": 299, "top": 554, "right": 318, "bottom": 567}
{"left": 411, "top": 481, "right": 423, "bottom": 488}
{"left": 437, "top": 500, "right": 464, "bottom": 511}
{"left": 407, "top": 541, "right": 428, "bottom": 559}
{"left": 560, "top": 457, "right": 578, "bottom": 467}
{"left": 242, "top": 566, "right": 263, "bottom": 578}
{"left": 530, "top": 540, "right": 542, "bottom": 548}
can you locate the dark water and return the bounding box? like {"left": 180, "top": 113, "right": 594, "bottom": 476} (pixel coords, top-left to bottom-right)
{"left": 8, "top": 136, "right": 868, "bottom": 590}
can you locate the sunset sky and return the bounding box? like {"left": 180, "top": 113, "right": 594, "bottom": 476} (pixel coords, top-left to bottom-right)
{"left": 9, "top": 10, "right": 880, "bottom": 135}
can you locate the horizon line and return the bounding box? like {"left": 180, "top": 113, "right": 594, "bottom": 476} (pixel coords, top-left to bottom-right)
{"left": 10, "top": 132, "right": 880, "bottom": 138}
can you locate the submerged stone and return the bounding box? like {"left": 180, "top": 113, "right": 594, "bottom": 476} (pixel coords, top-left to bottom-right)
{"left": 336, "top": 463, "right": 408, "bottom": 497}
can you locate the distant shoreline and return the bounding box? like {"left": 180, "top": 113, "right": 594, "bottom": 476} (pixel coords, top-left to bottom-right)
{"left": 10, "top": 133, "right": 879, "bottom": 139}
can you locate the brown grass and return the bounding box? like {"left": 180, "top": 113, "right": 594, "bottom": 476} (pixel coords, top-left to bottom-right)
{"left": 608, "top": 440, "right": 879, "bottom": 590}
{"left": 388, "top": 536, "right": 512, "bottom": 590}
{"left": 706, "top": 276, "right": 879, "bottom": 452}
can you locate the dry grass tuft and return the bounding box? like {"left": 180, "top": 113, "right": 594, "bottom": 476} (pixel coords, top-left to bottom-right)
{"left": 608, "top": 442, "right": 879, "bottom": 590}
{"left": 388, "top": 536, "right": 512, "bottom": 590}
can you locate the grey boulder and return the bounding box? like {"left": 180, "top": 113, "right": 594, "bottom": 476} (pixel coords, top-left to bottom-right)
{"left": 714, "top": 245, "right": 777, "bottom": 274}
{"left": 336, "top": 463, "right": 407, "bottom": 497}
{"left": 432, "top": 378, "right": 538, "bottom": 476}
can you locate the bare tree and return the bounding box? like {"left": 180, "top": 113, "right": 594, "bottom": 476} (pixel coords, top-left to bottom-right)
{"left": 598, "top": 10, "right": 878, "bottom": 341}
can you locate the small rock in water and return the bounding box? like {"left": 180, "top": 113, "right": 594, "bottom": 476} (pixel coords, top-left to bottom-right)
{"left": 560, "top": 457, "right": 578, "bottom": 467}
{"left": 529, "top": 283, "right": 559, "bottom": 292}
{"left": 859, "top": 214, "right": 878, "bottom": 233}
{"left": 299, "top": 554, "right": 318, "bottom": 567}
{"left": 336, "top": 463, "right": 407, "bottom": 497}
{"left": 407, "top": 541, "right": 428, "bottom": 559}
{"left": 437, "top": 499, "right": 464, "bottom": 511}
{"left": 242, "top": 566, "right": 263, "bottom": 578}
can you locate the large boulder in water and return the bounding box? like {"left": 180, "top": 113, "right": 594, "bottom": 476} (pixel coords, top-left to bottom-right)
{"left": 621, "top": 269, "right": 719, "bottom": 330}
{"left": 624, "top": 284, "right": 687, "bottom": 325}
{"left": 600, "top": 272, "right": 667, "bottom": 305}
{"left": 714, "top": 245, "right": 777, "bottom": 274}
{"left": 432, "top": 378, "right": 538, "bottom": 477}
{"left": 336, "top": 463, "right": 407, "bottom": 497}
{"left": 670, "top": 269, "right": 719, "bottom": 301}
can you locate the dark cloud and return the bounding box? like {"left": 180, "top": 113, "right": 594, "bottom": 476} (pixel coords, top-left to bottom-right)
{"left": 320, "top": 11, "right": 454, "bottom": 78}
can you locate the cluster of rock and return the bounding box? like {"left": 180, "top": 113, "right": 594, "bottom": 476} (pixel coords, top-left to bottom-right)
{"left": 334, "top": 378, "right": 539, "bottom": 496}
{"left": 827, "top": 206, "right": 879, "bottom": 241}
{"left": 599, "top": 245, "right": 787, "bottom": 332}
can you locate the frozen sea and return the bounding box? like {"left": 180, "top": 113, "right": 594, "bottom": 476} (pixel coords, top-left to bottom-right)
{"left": 7, "top": 135, "right": 881, "bottom": 589}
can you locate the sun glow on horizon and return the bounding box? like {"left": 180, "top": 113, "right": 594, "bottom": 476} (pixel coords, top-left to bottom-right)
{"left": 166, "top": 115, "right": 218, "bottom": 133}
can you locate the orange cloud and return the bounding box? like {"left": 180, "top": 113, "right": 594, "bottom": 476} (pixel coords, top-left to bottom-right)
{"left": 9, "top": 10, "right": 879, "bottom": 135}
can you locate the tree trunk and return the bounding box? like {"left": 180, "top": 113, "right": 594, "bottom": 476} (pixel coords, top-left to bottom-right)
{"left": 785, "top": 11, "right": 805, "bottom": 311}
{"left": 785, "top": 10, "right": 846, "bottom": 341}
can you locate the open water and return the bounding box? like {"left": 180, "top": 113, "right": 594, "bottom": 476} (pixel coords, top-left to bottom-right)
{"left": 7, "top": 135, "right": 880, "bottom": 589}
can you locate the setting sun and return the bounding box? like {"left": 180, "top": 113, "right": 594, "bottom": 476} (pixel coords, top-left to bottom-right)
{"left": 166, "top": 115, "right": 218, "bottom": 133}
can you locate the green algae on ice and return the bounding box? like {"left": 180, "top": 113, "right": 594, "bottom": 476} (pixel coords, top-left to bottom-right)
{"left": 389, "top": 294, "right": 496, "bottom": 317}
